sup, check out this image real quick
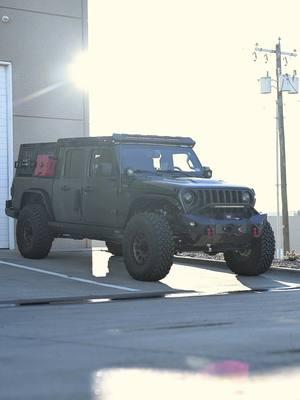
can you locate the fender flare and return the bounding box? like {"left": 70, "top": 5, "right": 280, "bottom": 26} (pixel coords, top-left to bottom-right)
{"left": 125, "top": 194, "right": 182, "bottom": 225}
{"left": 20, "top": 189, "right": 54, "bottom": 220}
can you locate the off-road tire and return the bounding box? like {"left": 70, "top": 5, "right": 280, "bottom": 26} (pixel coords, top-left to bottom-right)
{"left": 106, "top": 241, "right": 123, "bottom": 256}
{"left": 123, "top": 212, "right": 175, "bottom": 281}
{"left": 224, "top": 221, "right": 275, "bottom": 276}
{"left": 16, "top": 204, "right": 53, "bottom": 259}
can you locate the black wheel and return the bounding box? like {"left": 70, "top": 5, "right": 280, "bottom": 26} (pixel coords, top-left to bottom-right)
{"left": 123, "top": 212, "right": 175, "bottom": 281}
{"left": 16, "top": 204, "right": 53, "bottom": 259}
{"left": 106, "top": 241, "right": 123, "bottom": 256}
{"left": 224, "top": 221, "right": 275, "bottom": 276}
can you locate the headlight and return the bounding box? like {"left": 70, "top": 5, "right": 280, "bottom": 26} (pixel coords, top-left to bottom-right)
{"left": 181, "top": 190, "right": 196, "bottom": 206}
{"left": 242, "top": 191, "right": 251, "bottom": 203}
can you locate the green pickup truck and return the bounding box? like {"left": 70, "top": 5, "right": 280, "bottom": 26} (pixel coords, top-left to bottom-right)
{"left": 6, "top": 134, "right": 275, "bottom": 281}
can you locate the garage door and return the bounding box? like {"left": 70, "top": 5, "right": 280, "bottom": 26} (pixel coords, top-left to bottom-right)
{"left": 0, "top": 65, "right": 9, "bottom": 248}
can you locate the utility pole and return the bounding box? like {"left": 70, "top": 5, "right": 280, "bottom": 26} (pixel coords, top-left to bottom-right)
{"left": 275, "top": 40, "right": 290, "bottom": 254}
{"left": 255, "top": 38, "right": 297, "bottom": 255}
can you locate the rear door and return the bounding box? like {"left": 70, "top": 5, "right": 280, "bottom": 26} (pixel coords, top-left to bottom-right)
{"left": 52, "top": 146, "right": 87, "bottom": 222}
{"left": 82, "top": 146, "right": 119, "bottom": 227}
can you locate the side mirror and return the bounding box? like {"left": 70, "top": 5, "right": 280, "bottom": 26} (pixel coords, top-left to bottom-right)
{"left": 202, "top": 166, "right": 212, "bottom": 179}
{"left": 125, "top": 168, "right": 135, "bottom": 177}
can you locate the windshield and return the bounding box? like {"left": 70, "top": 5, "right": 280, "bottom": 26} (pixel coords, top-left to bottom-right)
{"left": 119, "top": 144, "right": 203, "bottom": 176}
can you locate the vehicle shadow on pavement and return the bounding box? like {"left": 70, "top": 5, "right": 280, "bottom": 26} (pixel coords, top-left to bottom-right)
{"left": 236, "top": 274, "right": 296, "bottom": 291}
{"left": 92, "top": 250, "right": 180, "bottom": 293}
{"left": 174, "top": 257, "right": 296, "bottom": 292}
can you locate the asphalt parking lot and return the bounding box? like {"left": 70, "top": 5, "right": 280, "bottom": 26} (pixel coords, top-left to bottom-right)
{"left": 3, "top": 247, "right": 300, "bottom": 399}
{"left": 1, "top": 245, "right": 300, "bottom": 304}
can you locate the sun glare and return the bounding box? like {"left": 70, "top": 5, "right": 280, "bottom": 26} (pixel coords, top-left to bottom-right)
{"left": 69, "top": 52, "right": 91, "bottom": 91}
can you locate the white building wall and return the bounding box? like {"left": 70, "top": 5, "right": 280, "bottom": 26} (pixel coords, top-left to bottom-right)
{"left": 268, "top": 215, "right": 300, "bottom": 253}
{"left": 0, "top": 65, "right": 9, "bottom": 248}
{"left": 0, "top": 0, "right": 88, "bottom": 250}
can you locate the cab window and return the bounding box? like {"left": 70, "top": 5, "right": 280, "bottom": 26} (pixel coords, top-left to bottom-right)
{"left": 64, "top": 149, "right": 85, "bottom": 178}
{"left": 89, "top": 148, "right": 115, "bottom": 177}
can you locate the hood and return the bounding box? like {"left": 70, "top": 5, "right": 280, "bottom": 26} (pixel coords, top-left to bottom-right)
{"left": 129, "top": 174, "right": 252, "bottom": 194}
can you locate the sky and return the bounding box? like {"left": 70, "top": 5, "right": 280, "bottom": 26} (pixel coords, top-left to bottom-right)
{"left": 87, "top": 0, "right": 300, "bottom": 214}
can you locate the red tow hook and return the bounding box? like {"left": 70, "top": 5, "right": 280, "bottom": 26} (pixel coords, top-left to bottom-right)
{"left": 207, "top": 226, "right": 215, "bottom": 238}
{"left": 252, "top": 226, "right": 261, "bottom": 238}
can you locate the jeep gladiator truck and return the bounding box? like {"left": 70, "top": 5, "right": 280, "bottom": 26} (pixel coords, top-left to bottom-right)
{"left": 6, "top": 134, "right": 275, "bottom": 281}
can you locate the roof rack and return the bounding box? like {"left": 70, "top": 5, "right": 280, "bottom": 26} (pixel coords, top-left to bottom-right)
{"left": 112, "top": 133, "right": 195, "bottom": 147}
{"left": 57, "top": 134, "right": 196, "bottom": 147}
{"left": 58, "top": 136, "right": 113, "bottom": 146}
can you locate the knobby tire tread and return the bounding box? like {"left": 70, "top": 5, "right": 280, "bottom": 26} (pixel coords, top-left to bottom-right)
{"left": 123, "top": 212, "right": 174, "bottom": 281}
{"left": 17, "top": 204, "right": 53, "bottom": 259}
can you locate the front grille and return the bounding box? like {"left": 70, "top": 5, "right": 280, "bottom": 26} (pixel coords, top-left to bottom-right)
{"left": 197, "top": 189, "right": 243, "bottom": 208}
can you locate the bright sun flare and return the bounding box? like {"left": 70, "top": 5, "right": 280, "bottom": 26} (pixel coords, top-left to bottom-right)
{"left": 69, "top": 52, "right": 91, "bottom": 91}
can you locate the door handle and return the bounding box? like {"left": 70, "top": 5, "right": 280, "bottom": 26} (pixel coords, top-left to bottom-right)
{"left": 61, "top": 185, "right": 70, "bottom": 191}
{"left": 83, "top": 186, "right": 94, "bottom": 193}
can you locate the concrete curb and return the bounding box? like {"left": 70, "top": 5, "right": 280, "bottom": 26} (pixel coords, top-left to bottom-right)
{"left": 174, "top": 255, "right": 300, "bottom": 274}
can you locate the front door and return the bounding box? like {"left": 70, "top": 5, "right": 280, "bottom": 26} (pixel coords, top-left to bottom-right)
{"left": 52, "top": 146, "right": 87, "bottom": 222}
{"left": 82, "top": 147, "right": 119, "bottom": 227}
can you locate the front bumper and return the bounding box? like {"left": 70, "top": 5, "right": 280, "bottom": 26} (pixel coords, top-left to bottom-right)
{"left": 178, "top": 212, "right": 267, "bottom": 252}
{"left": 5, "top": 200, "right": 19, "bottom": 218}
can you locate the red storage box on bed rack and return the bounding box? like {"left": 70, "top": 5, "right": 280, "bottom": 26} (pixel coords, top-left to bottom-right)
{"left": 33, "top": 154, "right": 57, "bottom": 177}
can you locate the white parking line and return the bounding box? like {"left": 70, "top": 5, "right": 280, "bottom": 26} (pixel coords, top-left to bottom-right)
{"left": 0, "top": 260, "right": 141, "bottom": 292}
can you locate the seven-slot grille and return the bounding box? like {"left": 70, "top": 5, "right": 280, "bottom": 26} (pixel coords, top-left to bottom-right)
{"left": 198, "top": 189, "right": 244, "bottom": 207}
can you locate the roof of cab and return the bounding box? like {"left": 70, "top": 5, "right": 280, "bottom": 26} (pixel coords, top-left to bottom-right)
{"left": 57, "top": 133, "right": 195, "bottom": 147}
